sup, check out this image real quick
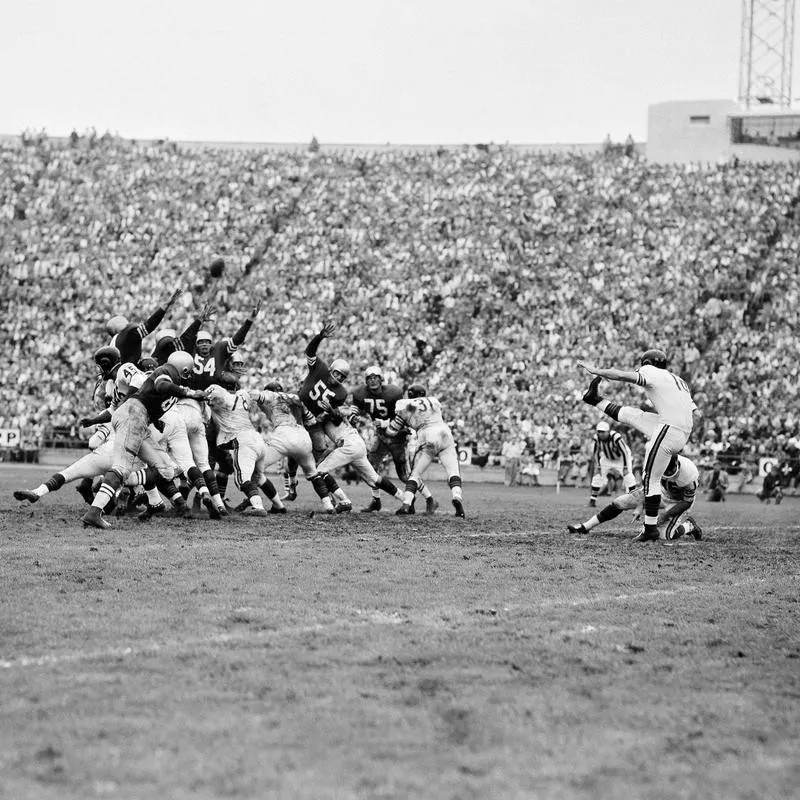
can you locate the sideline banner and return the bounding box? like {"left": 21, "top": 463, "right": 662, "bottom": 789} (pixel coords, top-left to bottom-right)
{"left": 0, "top": 428, "right": 21, "bottom": 448}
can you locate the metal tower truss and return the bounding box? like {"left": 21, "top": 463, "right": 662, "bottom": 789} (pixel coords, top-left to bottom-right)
{"left": 739, "top": 0, "right": 796, "bottom": 107}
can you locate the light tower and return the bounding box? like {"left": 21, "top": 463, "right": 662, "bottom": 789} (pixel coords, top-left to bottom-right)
{"left": 739, "top": 0, "right": 796, "bottom": 107}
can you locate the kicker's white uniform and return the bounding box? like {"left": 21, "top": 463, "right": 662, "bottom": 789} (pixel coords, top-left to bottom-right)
{"left": 204, "top": 385, "right": 267, "bottom": 486}
{"left": 619, "top": 365, "right": 695, "bottom": 498}
{"left": 389, "top": 396, "right": 461, "bottom": 484}
{"left": 252, "top": 390, "right": 318, "bottom": 479}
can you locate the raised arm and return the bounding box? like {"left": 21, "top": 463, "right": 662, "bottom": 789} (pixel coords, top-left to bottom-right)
{"left": 578, "top": 361, "right": 640, "bottom": 385}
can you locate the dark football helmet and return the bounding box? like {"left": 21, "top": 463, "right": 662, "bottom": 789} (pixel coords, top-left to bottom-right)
{"left": 138, "top": 356, "right": 157, "bottom": 373}
{"left": 407, "top": 384, "right": 427, "bottom": 398}
{"left": 94, "top": 346, "right": 121, "bottom": 378}
{"left": 217, "top": 371, "right": 239, "bottom": 391}
{"left": 640, "top": 349, "right": 668, "bottom": 369}
{"left": 265, "top": 381, "right": 284, "bottom": 393}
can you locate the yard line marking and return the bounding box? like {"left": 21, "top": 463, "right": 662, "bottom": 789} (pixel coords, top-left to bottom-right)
{"left": 0, "top": 579, "right": 767, "bottom": 672}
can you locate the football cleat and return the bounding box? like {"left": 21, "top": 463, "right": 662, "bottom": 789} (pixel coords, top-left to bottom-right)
{"left": 588, "top": 498, "right": 596, "bottom": 507}
{"left": 632, "top": 527, "right": 659, "bottom": 542}
{"left": 281, "top": 485, "right": 298, "bottom": 502}
{"left": 82, "top": 506, "right": 111, "bottom": 529}
{"left": 242, "top": 507, "right": 268, "bottom": 517}
{"left": 234, "top": 498, "right": 251, "bottom": 513}
{"left": 113, "top": 487, "right": 131, "bottom": 517}
{"left": 335, "top": 502, "right": 353, "bottom": 514}
{"left": 452, "top": 499, "right": 466, "bottom": 518}
{"left": 361, "top": 498, "right": 382, "bottom": 513}
{"left": 567, "top": 523, "right": 587, "bottom": 534}
{"left": 14, "top": 489, "right": 39, "bottom": 504}
{"left": 582, "top": 377, "right": 603, "bottom": 406}
{"left": 686, "top": 516, "right": 703, "bottom": 541}
{"left": 138, "top": 502, "right": 166, "bottom": 522}
{"left": 395, "top": 504, "right": 413, "bottom": 516}
{"left": 268, "top": 506, "right": 287, "bottom": 514}
{"left": 425, "top": 497, "right": 439, "bottom": 515}
{"left": 202, "top": 495, "right": 222, "bottom": 520}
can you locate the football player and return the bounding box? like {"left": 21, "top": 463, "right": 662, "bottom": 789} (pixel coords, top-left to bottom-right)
{"left": 82, "top": 351, "right": 206, "bottom": 529}
{"left": 282, "top": 321, "right": 350, "bottom": 502}
{"left": 588, "top": 420, "right": 635, "bottom": 506}
{"left": 203, "top": 375, "right": 286, "bottom": 516}
{"left": 313, "top": 397, "right": 406, "bottom": 512}
{"left": 352, "top": 365, "right": 438, "bottom": 514}
{"left": 567, "top": 453, "right": 703, "bottom": 542}
{"left": 387, "top": 385, "right": 465, "bottom": 518}
{"left": 579, "top": 349, "right": 699, "bottom": 542}
{"left": 105, "top": 288, "right": 182, "bottom": 365}
{"left": 151, "top": 301, "right": 215, "bottom": 366}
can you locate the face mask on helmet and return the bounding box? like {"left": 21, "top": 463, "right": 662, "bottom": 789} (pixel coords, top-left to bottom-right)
{"left": 407, "top": 384, "right": 426, "bottom": 399}
{"left": 196, "top": 331, "right": 213, "bottom": 356}
{"left": 365, "top": 365, "right": 383, "bottom": 390}
{"left": 94, "top": 346, "right": 121, "bottom": 377}
{"left": 329, "top": 358, "right": 350, "bottom": 384}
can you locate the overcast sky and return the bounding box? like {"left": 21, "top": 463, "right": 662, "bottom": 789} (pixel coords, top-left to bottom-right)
{"left": 0, "top": 0, "right": 763, "bottom": 145}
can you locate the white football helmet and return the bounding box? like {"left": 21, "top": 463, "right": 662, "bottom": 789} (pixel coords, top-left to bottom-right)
{"left": 365, "top": 365, "right": 383, "bottom": 389}
{"left": 106, "top": 315, "right": 129, "bottom": 336}
{"left": 329, "top": 358, "right": 350, "bottom": 383}
{"left": 167, "top": 351, "right": 194, "bottom": 380}
{"left": 596, "top": 421, "right": 610, "bottom": 433}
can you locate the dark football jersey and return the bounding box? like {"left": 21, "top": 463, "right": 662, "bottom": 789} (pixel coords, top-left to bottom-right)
{"left": 129, "top": 363, "right": 182, "bottom": 421}
{"left": 109, "top": 323, "right": 148, "bottom": 366}
{"left": 352, "top": 383, "right": 404, "bottom": 423}
{"left": 298, "top": 357, "right": 348, "bottom": 417}
{"left": 189, "top": 340, "right": 234, "bottom": 389}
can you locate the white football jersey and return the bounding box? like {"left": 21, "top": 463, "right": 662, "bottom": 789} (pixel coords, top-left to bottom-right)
{"left": 204, "top": 385, "right": 255, "bottom": 444}
{"left": 635, "top": 365, "right": 695, "bottom": 433}
{"left": 391, "top": 396, "right": 445, "bottom": 432}
{"left": 252, "top": 390, "right": 306, "bottom": 430}
{"left": 107, "top": 362, "right": 146, "bottom": 409}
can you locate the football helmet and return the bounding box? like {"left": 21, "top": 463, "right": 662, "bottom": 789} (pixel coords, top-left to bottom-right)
{"left": 407, "top": 384, "right": 427, "bottom": 398}
{"left": 265, "top": 381, "right": 284, "bottom": 393}
{"left": 365, "top": 365, "right": 383, "bottom": 389}
{"left": 229, "top": 352, "right": 246, "bottom": 374}
{"left": 329, "top": 358, "right": 350, "bottom": 383}
{"left": 167, "top": 351, "right": 194, "bottom": 380}
{"left": 138, "top": 356, "right": 157, "bottom": 373}
{"left": 640, "top": 349, "right": 668, "bottom": 369}
{"left": 106, "top": 315, "right": 129, "bottom": 336}
{"left": 156, "top": 328, "right": 176, "bottom": 344}
{"left": 596, "top": 421, "right": 610, "bottom": 433}
{"left": 217, "top": 371, "right": 239, "bottom": 391}
{"left": 94, "top": 346, "right": 121, "bottom": 378}
{"left": 196, "top": 330, "right": 213, "bottom": 356}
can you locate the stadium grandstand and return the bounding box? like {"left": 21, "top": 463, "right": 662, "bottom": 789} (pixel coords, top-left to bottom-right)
{"left": 2, "top": 130, "right": 800, "bottom": 494}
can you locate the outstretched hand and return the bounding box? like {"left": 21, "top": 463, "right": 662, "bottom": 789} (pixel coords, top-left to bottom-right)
{"left": 165, "top": 288, "right": 181, "bottom": 309}
{"left": 577, "top": 361, "right": 599, "bottom": 375}
{"left": 250, "top": 299, "right": 263, "bottom": 319}
{"left": 320, "top": 321, "right": 336, "bottom": 339}
{"left": 197, "top": 301, "right": 215, "bottom": 323}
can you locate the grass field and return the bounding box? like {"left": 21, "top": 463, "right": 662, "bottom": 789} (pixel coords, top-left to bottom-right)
{"left": 1, "top": 464, "right": 798, "bottom": 800}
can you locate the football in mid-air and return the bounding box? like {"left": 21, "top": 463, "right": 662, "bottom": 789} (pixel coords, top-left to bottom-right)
{"left": 209, "top": 258, "right": 225, "bottom": 278}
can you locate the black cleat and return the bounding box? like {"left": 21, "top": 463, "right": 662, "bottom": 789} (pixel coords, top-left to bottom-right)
{"left": 234, "top": 498, "right": 251, "bottom": 513}
{"left": 361, "top": 497, "right": 382, "bottom": 513}
{"left": 281, "top": 484, "right": 298, "bottom": 502}
{"left": 425, "top": 497, "right": 439, "bottom": 515}
{"left": 203, "top": 495, "right": 222, "bottom": 520}
{"left": 138, "top": 502, "right": 166, "bottom": 522}
{"left": 452, "top": 499, "right": 466, "bottom": 518}
{"left": 268, "top": 506, "right": 287, "bottom": 514}
{"left": 686, "top": 515, "right": 703, "bottom": 541}
{"left": 582, "top": 376, "right": 603, "bottom": 406}
{"left": 335, "top": 502, "right": 353, "bottom": 514}
{"left": 632, "top": 526, "right": 659, "bottom": 542}
{"left": 395, "top": 504, "right": 413, "bottom": 515}
{"left": 14, "top": 489, "right": 39, "bottom": 504}
{"left": 567, "top": 523, "right": 587, "bottom": 534}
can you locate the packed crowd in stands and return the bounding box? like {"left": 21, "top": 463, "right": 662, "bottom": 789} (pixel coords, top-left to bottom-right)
{"left": 2, "top": 130, "right": 800, "bottom": 481}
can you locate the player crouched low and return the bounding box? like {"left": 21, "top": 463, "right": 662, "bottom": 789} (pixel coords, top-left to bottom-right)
{"left": 567, "top": 452, "right": 703, "bottom": 542}
{"left": 387, "top": 384, "right": 465, "bottom": 518}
